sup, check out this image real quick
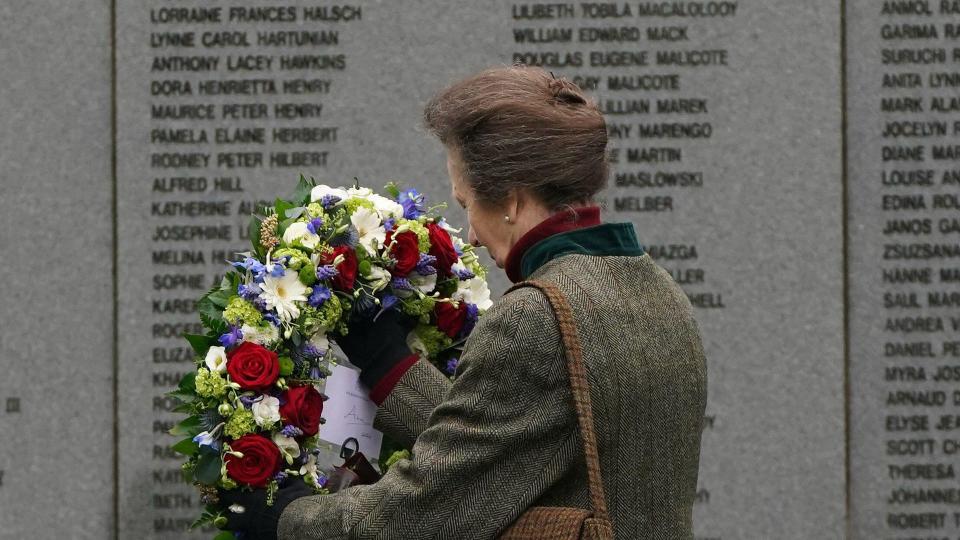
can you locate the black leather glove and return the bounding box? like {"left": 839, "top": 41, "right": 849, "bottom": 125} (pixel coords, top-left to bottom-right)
{"left": 218, "top": 481, "right": 314, "bottom": 540}
{"left": 335, "top": 307, "right": 416, "bottom": 388}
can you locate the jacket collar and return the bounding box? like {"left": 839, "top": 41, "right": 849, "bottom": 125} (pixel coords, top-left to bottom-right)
{"left": 504, "top": 206, "right": 646, "bottom": 282}
{"left": 505, "top": 207, "right": 600, "bottom": 283}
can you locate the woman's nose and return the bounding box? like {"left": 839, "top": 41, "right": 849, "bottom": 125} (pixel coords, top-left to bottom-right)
{"left": 468, "top": 226, "right": 480, "bottom": 247}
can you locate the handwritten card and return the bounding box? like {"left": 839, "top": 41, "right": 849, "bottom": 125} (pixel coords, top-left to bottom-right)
{"left": 319, "top": 364, "right": 383, "bottom": 459}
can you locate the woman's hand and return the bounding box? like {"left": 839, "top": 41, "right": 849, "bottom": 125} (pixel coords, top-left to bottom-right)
{"left": 335, "top": 308, "right": 417, "bottom": 388}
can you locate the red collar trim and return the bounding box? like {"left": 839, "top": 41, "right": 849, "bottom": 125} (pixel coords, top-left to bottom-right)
{"left": 505, "top": 206, "right": 601, "bottom": 283}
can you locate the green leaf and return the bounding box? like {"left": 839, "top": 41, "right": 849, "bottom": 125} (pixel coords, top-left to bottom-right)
{"left": 178, "top": 371, "right": 197, "bottom": 392}
{"left": 208, "top": 289, "right": 232, "bottom": 308}
{"left": 171, "top": 401, "right": 196, "bottom": 414}
{"left": 185, "top": 333, "right": 216, "bottom": 355}
{"left": 194, "top": 452, "right": 223, "bottom": 485}
{"left": 292, "top": 174, "right": 314, "bottom": 205}
{"left": 166, "top": 390, "right": 196, "bottom": 404}
{"left": 285, "top": 206, "right": 306, "bottom": 220}
{"left": 278, "top": 216, "right": 298, "bottom": 238}
{"left": 249, "top": 215, "right": 264, "bottom": 259}
{"left": 171, "top": 437, "right": 200, "bottom": 457}
{"left": 169, "top": 415, "right": 203, "bottom": 437}
{"left": 274, "top": 198, "right": 294, "bottom": 220}
{"left": 213, "top": 532, "right": 237, "bottom": 540}
{"left": 384, "top": 182, "right": 401, "bottom": 200}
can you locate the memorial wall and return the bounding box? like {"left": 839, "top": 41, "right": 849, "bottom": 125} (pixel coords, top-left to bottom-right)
{"left": 0, "top": 1, "right": 955, "bottom": 539}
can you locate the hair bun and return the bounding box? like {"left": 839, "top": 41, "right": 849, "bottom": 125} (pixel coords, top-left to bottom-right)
{"left": 548, "top": 78, "right": 586, "bottom": 105}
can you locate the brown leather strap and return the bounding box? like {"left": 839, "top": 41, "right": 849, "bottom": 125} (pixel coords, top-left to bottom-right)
{"left": 506, "top": 280, "right": 609, "bottom": 521}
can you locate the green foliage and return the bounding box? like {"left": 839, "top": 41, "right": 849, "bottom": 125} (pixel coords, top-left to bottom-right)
{"left": 172, "top": 437, "right": 200, "bottom": 457}
{"left": 169, "top": 415, "right": 203, "bottom": 437}
{"left": 194, "top": 450, "right": 222, "bottom": 485}
{"left": 292, "top": 174, "right": 315, "bottom": 205}
{"left": 185, "top": 333, "right": 217, "bottom": 356}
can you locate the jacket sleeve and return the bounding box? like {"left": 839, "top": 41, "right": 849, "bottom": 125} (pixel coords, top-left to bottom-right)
{"left": 278, "top": 288, "right": 581, "bottom": 540}
{"left": 371, "top": 359, "right": 452, "bottom": 448}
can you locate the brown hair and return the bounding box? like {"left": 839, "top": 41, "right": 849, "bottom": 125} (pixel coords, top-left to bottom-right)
{"left": 423, "top": 65, "right": 608, "bottom": 211}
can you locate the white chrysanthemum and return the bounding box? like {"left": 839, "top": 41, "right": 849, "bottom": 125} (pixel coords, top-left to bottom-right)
{"left": 453, "top": 277, "right": 492, "bottom": 310}
{"left": 310, "top": 184, "right": 348, "bottom": 202}
{"left": 368, "top": 193, "right": 405, "bottom": 220}
{"left": 241, "top": 323, "right": 279, "bottom": 346}
{"left": 282, "top": 221, "right": 320, "bottom": 249}
{"left": 350, "top": 206, "right": 386, "bottom": 255}
{"left": 409, "top": 272, "right": 437, "bottom": 294}
{"left": 272, "top": 433, "right": 302, "bottom": 465}
{"left": 204, "top": 346, "right": 227, "bottom": 373}
{"left": 364, "top": 265, "right": 391, "bottom": 292}
{"left": 259, "top": 270, "right": 310, "bottom": 322}
{"left": 252, "top": 396, "right": 281, "bottom": 427}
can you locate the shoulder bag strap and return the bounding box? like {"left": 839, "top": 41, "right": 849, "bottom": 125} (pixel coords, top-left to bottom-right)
{"left": 505, "top": 280, "right": 610, "bottom": 521}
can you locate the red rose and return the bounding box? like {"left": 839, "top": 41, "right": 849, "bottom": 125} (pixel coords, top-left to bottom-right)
{"left": 427, "top": 223, "right": 458, "bottom": 278}
{"left": 225, "top": 434, "right": 282, "bottom": 488}
{"left": 386, "top": 230, "right": 420, "bottom": 276}
{"left": 279, "top": 385, "right": 325, "bottom": 437}
{"left": 322, "top": 246, "right": 358, "bottom": 291}
{"left": 226, "top": 342, "right": 280, "bottom": 392}
{"left": 434, "top": 301, "right": 467, "bottom": 339}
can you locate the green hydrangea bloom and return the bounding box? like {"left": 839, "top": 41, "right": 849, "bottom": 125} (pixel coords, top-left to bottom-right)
{"left": 195, "top": 368, "right": 228, "bottom": 399}
{"left": 273, "top": 248, "right": 312, "bottom": 270}
{"left": 223, "top": 297, "right": 263, "bottom": 327}
{"left": 401, "top": 220, "right": 431, "bottom": 252}
{"left": 306, "top": 203, "right": 326, "bottom": 219}
{"left": 343, "top": 198, "right": 375, "bottom": 213}
{"left": 383, "top": 449, "right": 411, "bottom": 472}
{"left": 224, "top": 407, "right": 257, "bottom": 439}
{"left": 415, "top": 325, "right": 453, "bottom": 357}
{"left": 299, "top": 293, "right": 344, "bottom": 335}
{"left": 401, "top": 296, "right": 436, "bottom": 322}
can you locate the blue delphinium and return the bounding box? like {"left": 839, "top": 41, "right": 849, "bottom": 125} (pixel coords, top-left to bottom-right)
{"left": 306, "top": 217, "right": 324, "bottom": 235}
{"left": 399, "top": 189, "right": 426, "bottom": 219}
{"left": 219, "top": 326, "right": 243, "bottom": 348}
{"left": 308, "top": 285, "right": 332, "bottom": 308}
{"left": 445, "top": 357, "right": 460, "bottom": 375}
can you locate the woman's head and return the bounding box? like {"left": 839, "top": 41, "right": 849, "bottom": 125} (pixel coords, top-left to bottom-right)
{"left": 424, "top": 65, "right": 608, "bottom": 266}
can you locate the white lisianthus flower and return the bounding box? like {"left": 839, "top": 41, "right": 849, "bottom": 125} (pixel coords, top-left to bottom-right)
{"left": 204, "top": 346, "right": 227, "bottom": 373}
{"left": 453, "top": 277, "right": 492, "bottom": 310}
{"left": 406, "top": 331, "right": 429, "bottom": 358}
{"left": 260, "top": 269, "right": 310, "bottom": 322}
{"left": 273, "top": 433, "right": 302, "bottom": 465}
{"left": 282, "top": 221, "right": 320, "bottom": 249}
{"left": 364, "top": 265, "right": 391, "bottom": 292}
{"left": 300, "top": 453, "right": 320, "bottom": 486}
{"left": 368, "top": 193, "right": 405, "bottom": 220}
{"left": 310, "top": 184, "right": 348, "bottom": 202}
{"left": 241, "top": 323, "right": 279, "bottom": 346}
{"left": 308, "top": 332, "right": 329, "bottom": 354}
{"left": 251, "top": 396, "right": 281, "bottom": 427}
{"left": 350, "top": 206, "right": 386, "bottom": 255}
{"left": 409, "top": 272, "right": 437, "bottom": 294}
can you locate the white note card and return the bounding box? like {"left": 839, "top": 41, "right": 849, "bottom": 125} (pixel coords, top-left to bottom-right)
{"left": 319, "top": 364, "right": 383, "bottom": 459}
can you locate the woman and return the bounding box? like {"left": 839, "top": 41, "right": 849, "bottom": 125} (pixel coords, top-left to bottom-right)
{"left": 223, "top": 65, "right": 707, "bottom": 539}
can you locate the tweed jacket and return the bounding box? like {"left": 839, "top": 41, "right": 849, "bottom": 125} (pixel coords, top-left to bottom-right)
{"left": 279, "top": 250, "right": 708, "bottom": 539}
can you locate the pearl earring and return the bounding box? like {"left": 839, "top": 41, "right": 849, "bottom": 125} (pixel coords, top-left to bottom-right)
{"left": 504, "top": 215, "right": 511, "bottom": 223}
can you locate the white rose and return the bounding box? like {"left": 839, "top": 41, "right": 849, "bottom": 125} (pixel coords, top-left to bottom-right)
{"left": 310, "top": 184, "right": 348, "bottom": 202}
{"left": 368, "top": 193, "right": 405, "bottom": 220}
{"left": 282, "top": 221, "right": 320, "bottom": 249}
{"left": 273, "top": 433, "right": 302, "bottom": 465}
{"left": 204, "top": 346, "right": 227, "bottom": 372}
{"left": 252, "top": 396, "right": 281, "bottom": 427}
{"left": 453, "top": 277, "right": 492, "bottom": 310}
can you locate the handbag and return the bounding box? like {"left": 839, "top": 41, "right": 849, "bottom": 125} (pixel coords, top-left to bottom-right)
{"left": 498, "top": 280, "right": 615, "bottom": 540}
{"left": 326, "top": 437, "right": 382, "bottom": 492}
